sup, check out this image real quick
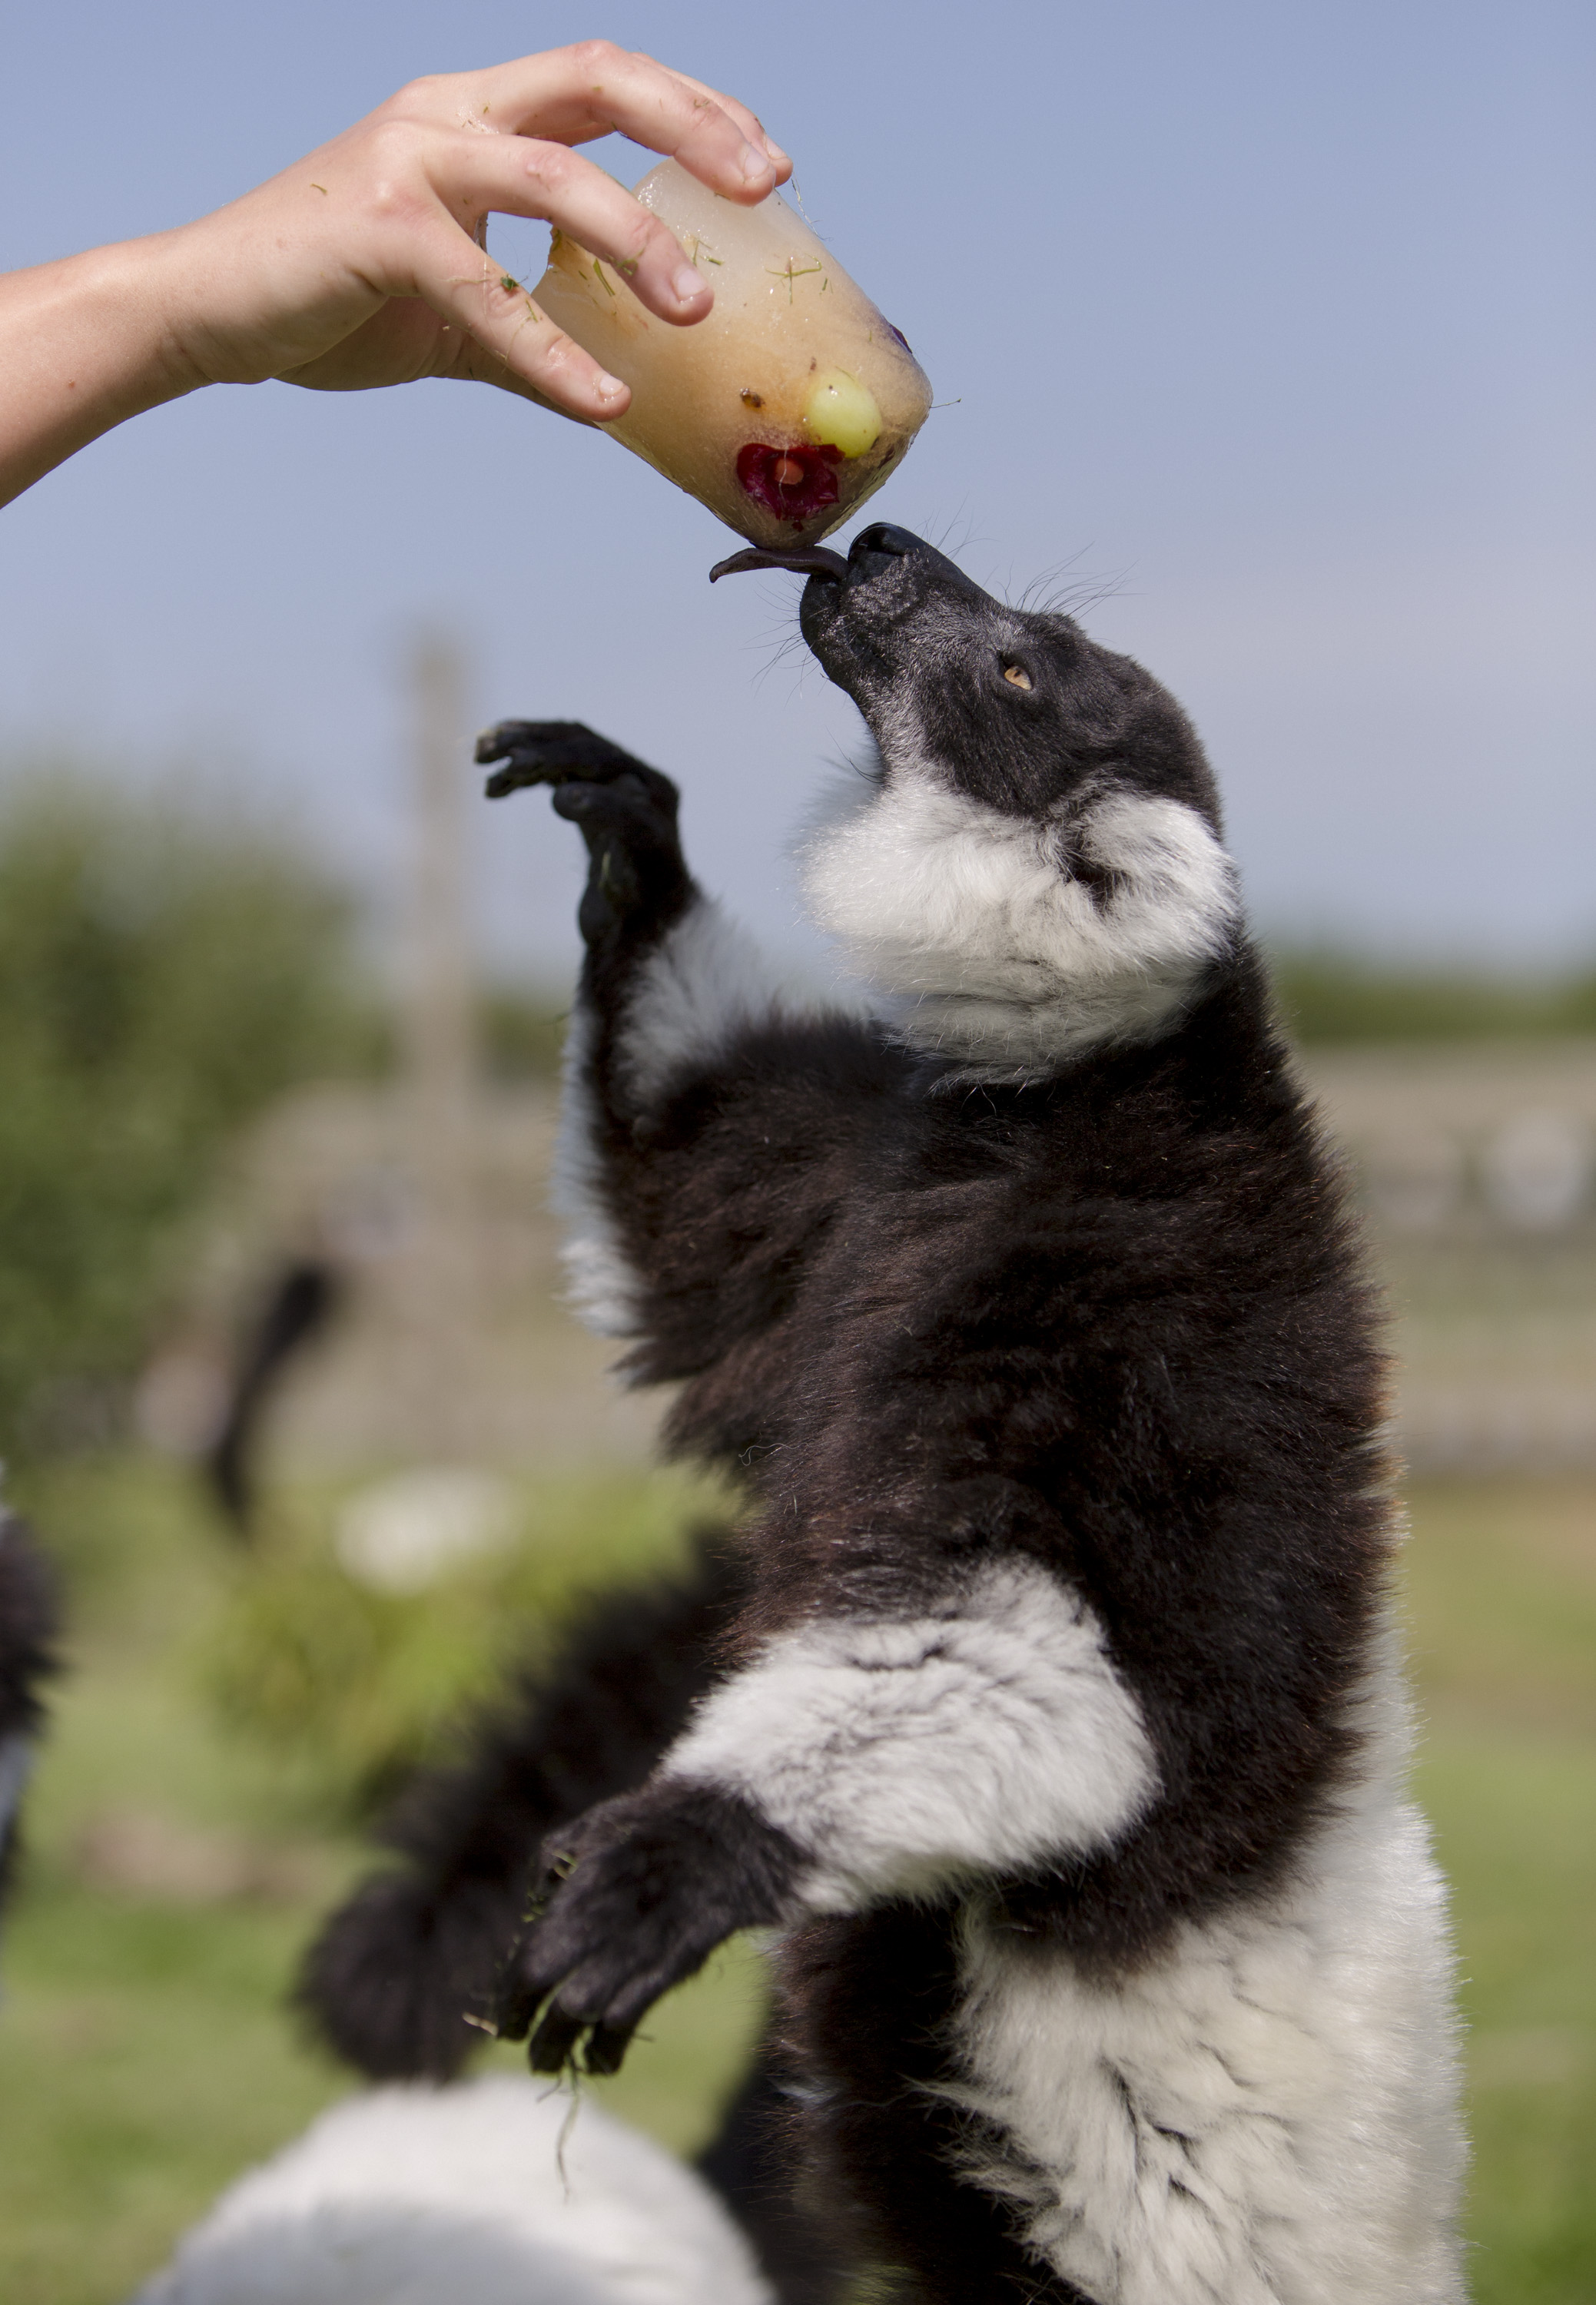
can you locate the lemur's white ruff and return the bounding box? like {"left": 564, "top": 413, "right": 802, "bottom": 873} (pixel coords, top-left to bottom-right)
{"left": 802, "top": 747, "right": 1239, "bottom": 1078}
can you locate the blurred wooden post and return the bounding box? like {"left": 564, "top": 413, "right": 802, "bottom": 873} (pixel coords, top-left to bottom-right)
{"left": 399, "top": 634, "right": 482, "bottom": 1456}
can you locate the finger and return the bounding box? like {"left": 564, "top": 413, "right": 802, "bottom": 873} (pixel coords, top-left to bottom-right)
{"left": 647, "top": 58, "right": 792, "bottom": 180}
{"left": 427, "top": 130, "right": 717, "bottom": 327}
{"left": 446, "top": 44, "right": 785, "bottom": 198}
{"left": 476, "top": 725, "right": 662, "bottom": 798}
{"left": 476, "top": 719, "right": 586, "bottom": 766}
{"left": 480, "top": 746, "right": 592, "bottom": 798}
{"left": 406, "top": 215, "right": 630, "bottom": 420}
{"left": 448, "top": 345, "right": 578, "bottom": 420}
{"left": 580, "top": 46, "right": 791, "bottom": 184}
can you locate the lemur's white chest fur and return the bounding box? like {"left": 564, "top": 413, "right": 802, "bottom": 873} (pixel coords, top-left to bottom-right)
{"left": 799, "top": 739, "right": 1240, "bottom": 1079}
{"left": 943, "top": 1631, "right": 1465, "bottom": 2305}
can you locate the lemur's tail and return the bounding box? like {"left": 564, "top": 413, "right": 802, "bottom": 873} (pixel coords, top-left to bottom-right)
{"left": 294, "top": 1527, "right": 746, "bottom": 2084}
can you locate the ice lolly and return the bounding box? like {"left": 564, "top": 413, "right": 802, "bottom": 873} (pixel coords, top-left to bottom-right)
{"left": 530, "top": 161, "right": 931, "bottom": 546}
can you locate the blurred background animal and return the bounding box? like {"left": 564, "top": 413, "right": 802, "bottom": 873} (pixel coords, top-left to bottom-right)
{"left": 0, "top": 1507, "right": 58, "bottom": 1919}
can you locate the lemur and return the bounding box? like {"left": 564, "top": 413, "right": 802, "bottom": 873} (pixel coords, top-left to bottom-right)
{"left": 304, "top": 524, "right": 1465, "bottom": 2305}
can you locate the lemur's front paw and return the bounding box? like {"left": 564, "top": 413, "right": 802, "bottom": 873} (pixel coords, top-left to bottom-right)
{"left": 493, "top": 1781, "right": 801, "bottom": 2078}
{"left": 476, "top": 721, "right": 691, "bottom": 949}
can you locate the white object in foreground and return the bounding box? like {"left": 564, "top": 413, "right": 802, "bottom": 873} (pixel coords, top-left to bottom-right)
{"left": 131, "top": 2074, "right": 773, "bottom": 2305}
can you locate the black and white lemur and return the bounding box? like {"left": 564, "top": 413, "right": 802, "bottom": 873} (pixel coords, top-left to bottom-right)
{"left": 303, "top": 524, "right": 1465, "bottom": 2305}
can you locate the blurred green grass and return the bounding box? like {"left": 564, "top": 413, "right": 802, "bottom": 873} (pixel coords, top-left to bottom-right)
{"left": 0, "top": 1460, "right": 1591, "bottom": 2303}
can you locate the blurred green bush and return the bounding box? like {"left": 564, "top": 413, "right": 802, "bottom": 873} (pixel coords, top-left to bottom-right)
{"left": 479, "top": 987, "right": 567, "bottom": 1081}
{"left": 1270, "top": 949, "right": 1596, "bottom": 1043}
{"left": 197, "top": 1468, "right": 725, "bottom": 1819}
{"left": 0, "top": 769, "right": 376, "bottom": 1458}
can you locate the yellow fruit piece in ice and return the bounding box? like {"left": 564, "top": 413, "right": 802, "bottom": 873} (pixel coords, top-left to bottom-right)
{"left": 803, "top": 370, "right": 882, "bottom": 459}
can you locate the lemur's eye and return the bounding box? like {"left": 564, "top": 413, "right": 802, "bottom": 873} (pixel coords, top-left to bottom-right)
{"left": 1002, "top": 662, "right": 1033, "bottom": 691}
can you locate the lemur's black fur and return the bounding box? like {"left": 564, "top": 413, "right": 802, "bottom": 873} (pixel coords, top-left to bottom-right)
{"left": 0, "top": 1511, "right": 60, "bottom": 1914}
{"left": 303, "top": 529, "right": 1448, "bottom": 2305}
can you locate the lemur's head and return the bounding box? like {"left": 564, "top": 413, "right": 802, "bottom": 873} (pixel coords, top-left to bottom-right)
{"left": 716, "top": 524, "right": 1241, "bottom": 1080}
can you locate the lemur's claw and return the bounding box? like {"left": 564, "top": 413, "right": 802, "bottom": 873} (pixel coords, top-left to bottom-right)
{"left": 486, "top": 1978, "right": 538, "bottom": 2045}
{"left": 519, "top": 2005, "right": 634, "bottom": 2078}
{"left": 582, "top": 2021, "right": 637, "bottom": 2078}
{"left": 526, "top": 2004, "right": 587, "bottom": 2074}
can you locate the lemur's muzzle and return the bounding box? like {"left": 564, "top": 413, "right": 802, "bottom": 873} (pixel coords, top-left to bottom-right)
{"left": 711, "top": 525, "right": 987, "bottom": 619}
{"left": 711, "top": 524, "right": 991, "bottom": 702}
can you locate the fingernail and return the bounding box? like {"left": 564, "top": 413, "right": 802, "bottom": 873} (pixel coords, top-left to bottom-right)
{"left": 596, "top": 372, "right": 626, "bottom": 400}
{"left": 672, "top": 260, "right": 708, "bottom": 304}
{"left": 763, "top": 138, "right": 791, "bottom": 170}
{"left": 739, "top": 141, "right": 773, "bottom": 184}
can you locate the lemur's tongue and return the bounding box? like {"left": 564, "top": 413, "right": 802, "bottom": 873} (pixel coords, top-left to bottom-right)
{"left": 708, "top": 546, "right": 851, "bottom": 585}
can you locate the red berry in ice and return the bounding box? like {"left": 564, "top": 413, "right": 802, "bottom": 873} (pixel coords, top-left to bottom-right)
{"left": 735, "top": 442, "right": 842, "bottom": 524}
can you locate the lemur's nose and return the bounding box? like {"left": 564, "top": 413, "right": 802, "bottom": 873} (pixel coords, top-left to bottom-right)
{"left": 846, "top": 525, "right": 988, "bottom": 604}
{"left": 848, "top": 524, "right": 921, "bottom": 580}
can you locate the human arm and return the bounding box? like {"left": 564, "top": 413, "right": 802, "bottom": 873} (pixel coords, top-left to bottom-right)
{"left": 0, "top": 41, "right": 788, "bottom": 507}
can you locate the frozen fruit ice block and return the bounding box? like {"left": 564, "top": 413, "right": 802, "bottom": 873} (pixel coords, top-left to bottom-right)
{"left": 531, "top": 161, "right": 931, "bottom": 546}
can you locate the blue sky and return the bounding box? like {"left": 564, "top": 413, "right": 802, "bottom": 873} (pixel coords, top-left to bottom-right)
{"left": 2, "top": 0, "right": 1591, "bottom": 983}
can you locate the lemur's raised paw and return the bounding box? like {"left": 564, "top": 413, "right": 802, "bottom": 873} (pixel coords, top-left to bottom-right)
{"left": 477, "top": 721, "right": 690, "bottom": 950}
{"left": 493, "top": 1782, "right": 801, "bottom": 2079}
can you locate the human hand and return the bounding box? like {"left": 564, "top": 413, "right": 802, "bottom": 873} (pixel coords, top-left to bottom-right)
{"left": 0, "top": 41, "right": 791, "bottom": 505}
{"left": 161, "top": 45, "right": 789, "bottom": 419}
